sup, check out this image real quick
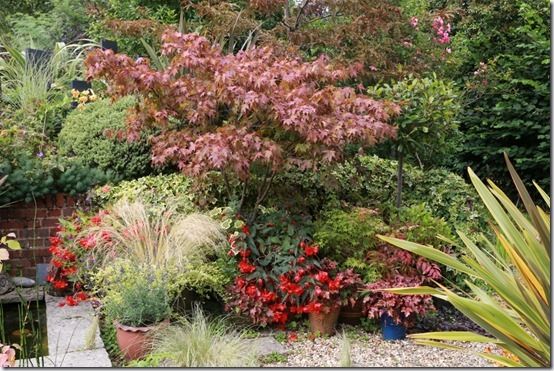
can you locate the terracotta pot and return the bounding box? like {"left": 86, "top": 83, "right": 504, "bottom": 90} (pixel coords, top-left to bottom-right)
{"left": 339, "top": 299, "right": 363, "bottom": 325}
{"left": 114, "top": 320, "right": 168, "bottom": 361}
{"left": 308, "top": 307, "right": 341, "bottom": 335}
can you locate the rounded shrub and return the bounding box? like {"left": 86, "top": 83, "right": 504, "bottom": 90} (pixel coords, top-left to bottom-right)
{"left": 58, "top": 96, "right": 153, "bottom": 181}
{"left": 314, "top": 207, "right": 390, "bottom": 265}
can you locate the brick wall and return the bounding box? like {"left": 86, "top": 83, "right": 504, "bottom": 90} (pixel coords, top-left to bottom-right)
{"left": 1, "top": 193, "right": 86, "bottom": 278}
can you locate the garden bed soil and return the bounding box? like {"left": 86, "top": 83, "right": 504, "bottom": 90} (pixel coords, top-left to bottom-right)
{"left": 412, "top": 299, "right": 488, "bottom": 335}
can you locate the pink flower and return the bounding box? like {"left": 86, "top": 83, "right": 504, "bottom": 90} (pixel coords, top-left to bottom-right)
{"left": 410, "top": 16, "right": 418, "bottom": 28}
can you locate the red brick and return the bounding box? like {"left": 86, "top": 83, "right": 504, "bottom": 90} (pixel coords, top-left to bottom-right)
{"left": 10, "top": 259, "right": 30, "bottom": 268}
{"left": 32, "top": 248, "right": 51, "bottom": 257}
{"left": 55, "top": 193, "right": 65, "bottom": 208}
{"left": 42, "top": 218, "right": 60, "bottom": 228}
{"left": 62, "top": 208, "right": 76, "bottom": 217}
{"left": 1, "top": 220, "right": 24, "bottom": 229}
{"left": 8, "top": 250, "right": 24, "bottom": 258}
{"left": 66, "top": 196, "right": 75, "bottom": 207}
{"left": 47, "top": 208, "right": 62, "bottom": 218}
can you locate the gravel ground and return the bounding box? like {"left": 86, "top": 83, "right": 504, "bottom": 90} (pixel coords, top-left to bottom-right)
{"left": 262, "top": 326, "right": 497, "bottom": 368}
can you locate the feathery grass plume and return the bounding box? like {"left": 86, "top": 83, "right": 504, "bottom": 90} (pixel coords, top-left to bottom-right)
{"left": 83, "top": 316, "right": 99, "bottom": 350}
{"left": 88, "top": 199, "right": 226, "bottom": 269}
{"left": 338, "top": 331, "right": 352, "bottom": 367}
{"left": 149, "top": 306, "right": 257, "bottom": 367}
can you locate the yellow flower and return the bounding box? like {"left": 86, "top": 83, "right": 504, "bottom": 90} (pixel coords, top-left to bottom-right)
{"left": 89, "top": 94, "right": 98, "bottom": 102}
{"left": 82, "top": 89, "right": 90, "bottom": 96}
{"left": 71, "top": 89, "right": 80, "bottom": 98}
{"left": 79, "top": 96, "right": 88, "bottom": 103}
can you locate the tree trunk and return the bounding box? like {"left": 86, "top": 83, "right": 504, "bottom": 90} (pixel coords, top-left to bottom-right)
{"left": 396, "top": 149, "right": 404, "bottom": 209}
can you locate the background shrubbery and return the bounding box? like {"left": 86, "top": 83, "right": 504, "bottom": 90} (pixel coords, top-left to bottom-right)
{"left": 268, "top": 155, "right": 487, "bottom": 236}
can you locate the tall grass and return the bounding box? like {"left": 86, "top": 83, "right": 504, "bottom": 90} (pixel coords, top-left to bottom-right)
{"left": 0, "top": 37, "right": 97, "bottom": 113}
{"left": 149, "top": 306, "right": 258, "bottom": 367}
{"left": 88, "top": 200, "right": 227, "bottom": 270}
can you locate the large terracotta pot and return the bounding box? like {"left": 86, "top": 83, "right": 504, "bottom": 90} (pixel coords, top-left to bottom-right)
{"left": 339, "top": 299, "right": 363, "bottom": 325}
{"left": 308, "top": 307, "right": 341, "bottom": 336}
{"left": 114, "top": 320, "right": 168, "bottom": 361}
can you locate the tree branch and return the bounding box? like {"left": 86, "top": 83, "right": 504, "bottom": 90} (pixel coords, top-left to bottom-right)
{"left": 222, "top": 171, "right": 233, "bottom": 201}
{"left": 248, "top": 168, "right": 276, "bottom": 223}
{"left": 238, "top": 178, "right": 249, "bottom": 212}
{"left": 294, "top": 0, "right": 312, "bottom": 30}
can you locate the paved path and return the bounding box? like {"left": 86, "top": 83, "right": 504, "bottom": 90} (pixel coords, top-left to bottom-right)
{"left": 17, "top": 294, "right": 112, "bottom": 367}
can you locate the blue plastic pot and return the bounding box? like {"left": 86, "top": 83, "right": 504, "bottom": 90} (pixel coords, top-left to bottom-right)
{"left": 380, "top": 314, "right": 406, "bottom": 341}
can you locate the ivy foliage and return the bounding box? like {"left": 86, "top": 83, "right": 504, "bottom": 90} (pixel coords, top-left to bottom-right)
{"left": 91, "top": 173, "right": 197, "bottom": 215}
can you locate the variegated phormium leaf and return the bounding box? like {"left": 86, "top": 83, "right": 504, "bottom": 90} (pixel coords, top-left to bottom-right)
{"left": 378, "top": 154, "right": 550, "bottom": 367}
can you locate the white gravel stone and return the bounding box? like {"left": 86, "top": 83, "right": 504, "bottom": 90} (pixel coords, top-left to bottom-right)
{"left": 262, "top": 327, "right": 497, "bottom": 368}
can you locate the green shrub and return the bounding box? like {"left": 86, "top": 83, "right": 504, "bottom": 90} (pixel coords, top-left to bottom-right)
{"left": 342, "top": 257, "right": 382, "bottom": 284}
{"left": 86, "top": 0, "right": 181, "bottom": 56}
{"left": 5, "top": 0, "right": 88, "bottom": 49}
{"left": 94, "top": 260, "right": 171, "bottom": 327}
{"left": 58, "top": 96, "right": 153, "bottom": 181}
{"left": 395, "top": 203, "right": 454, "bottom": 248}
{"left": 267, "top": 155, "right": 488, "bottom": 237}
{"left": 177, "top": 261, "right": 232, "bottom": 300}
{"left": 91, "top": 173, "right": 197, "bottom": 214}
{"left": 448, "top": 0, "right": 550, "bottom": 193}
{"left": 313, "top": 208, "right": 390, "bottom": 265}
{"left": 367, "top": 74, "right": 462, "bottom": 170}
{"left": 0, "top": 154, "right": 110, "bottom": 204}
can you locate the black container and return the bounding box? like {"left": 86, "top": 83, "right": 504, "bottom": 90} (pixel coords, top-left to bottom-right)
{"left": 101, "top": 39, "right": 118, "bottom": 53}
{"left": 71, "top": 79, "right": 91, "bottom": 92}
{"left": 25, "top": 48, "right": 52, "bottom": 68}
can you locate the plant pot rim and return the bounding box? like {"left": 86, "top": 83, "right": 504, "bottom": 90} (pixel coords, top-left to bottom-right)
{"left": 114, "top": 319, "right": 168, "bottom": 333}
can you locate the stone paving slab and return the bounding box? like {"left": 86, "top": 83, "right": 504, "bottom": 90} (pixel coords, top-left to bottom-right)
{"left": 0, "top": 287, "right": 44, "bottom": 304}
{"left": 42, "top": 348, "right": 113, "bottom": 367}
{"left": 45, "top": 294, "right": 105, "bottom": 354}
{"left": 16, "top": 294, "right": 113, "bottom": 367}
{"left": 17, "top": 348, "right": 112, "bottom": 367}
{"left": 247, "top": 336, "right": 287, "bottom": 356}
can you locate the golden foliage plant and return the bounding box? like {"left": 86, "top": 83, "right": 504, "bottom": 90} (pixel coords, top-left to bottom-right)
{"left": 378, "top": 154, "right": 550, "bottom": 367}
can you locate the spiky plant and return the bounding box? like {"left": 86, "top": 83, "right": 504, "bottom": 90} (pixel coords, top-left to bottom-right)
{"left": 378, "top": 154, "right": 550, "bottom": 367}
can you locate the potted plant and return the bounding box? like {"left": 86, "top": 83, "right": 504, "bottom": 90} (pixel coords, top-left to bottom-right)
{"left": 361, "top": 275, "right": 435, "bottom": 340}
{"left": 96, "top": 260, "right": 171, "bottom": 361}
{"left": 338, "top": 257, "right": 383, "bottom": 325}
{"left": 303, "top": 259, "right": 362, "bottom": 335}
{"left": 313, "top": 208, "right": 389, "bottom": 325}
